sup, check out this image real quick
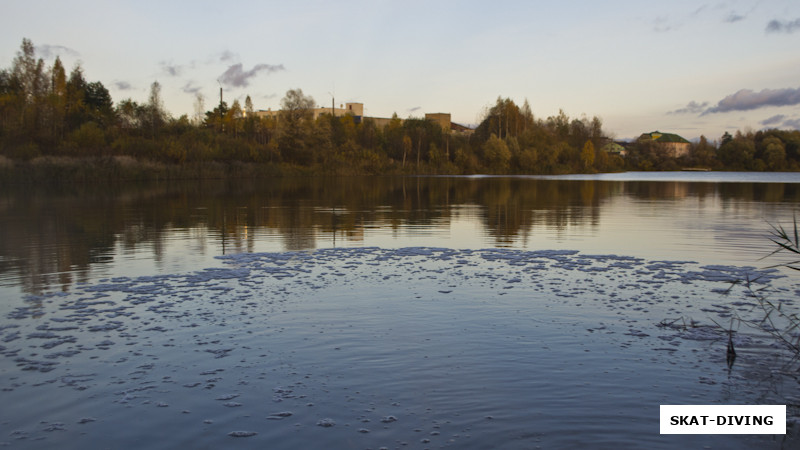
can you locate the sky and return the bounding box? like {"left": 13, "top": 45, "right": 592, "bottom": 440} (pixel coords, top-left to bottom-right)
{"left": 2, "top": 0, "right": 800, "bottom": 141}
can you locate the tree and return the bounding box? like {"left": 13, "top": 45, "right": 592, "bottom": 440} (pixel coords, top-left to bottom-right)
{"left": 590, "top": 116, "right": 603, "bottom": 145}
{"left": 402, "top": 117, "right": 442, "bottom": 170}
{"left": 84, "top": 81, "right": 113, "bottom": 125}
{"left": 383, "top": 112, "right": 405, "bottom": 161}
{"left": 0, "top": 68, "right": 22, "bottom": 139}
{"left": 780, "top": 131, "right": 800, "bottom": 163}
{"left": 243, "top": 95, "right": 256, "bottom": 138}
{"left": 402, "top": 134, "right": 412, "bottom": 168}
{"left": 721, "top": 131, "right": 733, "bottom": 146}
{"left": 65, "top": 65, "right": 87, "bottom": 130}
{"left": 12, "top": 38, "right": 44, "bottom": 105}
{"left": 244, "top": 95, "right": 254, "bottom": 116}
{"left": 358, "top": 117, "right": 380, "bottom": 151}
{"left": 70, "top": 121, "right": 105, "bottom": 154}
{"left": 474, "top": 97, "right": 532, "bottom": 143}
{"left": 718, "top": 131, "right": 755, "bottom": 170}
{"left": 11, "top": 38, "right": 47, "bottom": 138}
{"left": 116, "top": 98, "right": 144, "bottom": 132}
{"left": 548, "top": 109, "right": 570, "bottom": 138}
{"left": 204, "top": 101, "right": 228, "bottom": 132}
{"left": 146, "top": 81, "right": 166, "bottom": 137}
{"left": 48, "top": 56, "right": 67, "bottom": 141}
{"left": 594, "top": 141, "right": 609, "bottom": 172}
{"left": 227, "top": 99, "right": 243, "bottom": 137}
{"left": 483, "top": 134, "right": 511, "bottom": 173}
{"left": 581, "top": 140, "right": 595, "bottom": 172}
{"left": 762, "top": 136, "right": 786, "bottom": 171}
{"left": 428, "top": 142, "right": 444, "bottom": 170}
{"left": 521, "top": 99, "right": 533, "bottom": 132}
{"left": 280, "top": 88, "right": 315, "bottom": 122}
{"left": 192, "top": 92, "right": 205, "bottom": 125}
{"left": 278, "top": 88, "right": 316, "bottom": 163}
{"left": 691, "top": 135, "right": 716, "bottom": 168}
{"left": 518, "top": 146, "right": 538, "bottom": 173}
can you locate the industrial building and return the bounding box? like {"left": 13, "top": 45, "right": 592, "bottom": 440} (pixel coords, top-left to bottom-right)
{"left": 255, "top": 102, "right": 472, "bottom": 135}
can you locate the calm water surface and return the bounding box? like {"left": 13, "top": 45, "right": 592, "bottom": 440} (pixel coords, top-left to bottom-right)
{"left": 1, "top": 172, "right": 800, "bottom": 448}
{"left": 2, "top": 172, "right": 800, "bottom": 294}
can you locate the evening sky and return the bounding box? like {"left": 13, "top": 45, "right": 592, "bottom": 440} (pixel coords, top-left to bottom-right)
{"left": 2, "top": 0, "right": 799, "bottom": 141}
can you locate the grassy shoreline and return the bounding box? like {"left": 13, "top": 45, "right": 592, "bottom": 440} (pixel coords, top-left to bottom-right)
{"left": 0, "top": 155, "right": 321, "bottom": 184}
{"left": 1, "top": 155, "right": 796, "bottom": 185}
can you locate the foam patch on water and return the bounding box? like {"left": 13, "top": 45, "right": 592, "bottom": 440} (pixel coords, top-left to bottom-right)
{"left": 0, "top": 247, "right": 798, "bottom": 448}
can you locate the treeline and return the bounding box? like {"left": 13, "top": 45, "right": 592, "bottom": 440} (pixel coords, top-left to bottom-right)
{"left": 0, "top": 39, "right": 619, "bottom": 176}
{"left": 2, "top": 39, "right": 799, "bottom": 178}
{"left": 625, "top": 129, "right": 800, "bottom": 171}
{"left": 0, "top": 39, "right": 620, "bottom": 176}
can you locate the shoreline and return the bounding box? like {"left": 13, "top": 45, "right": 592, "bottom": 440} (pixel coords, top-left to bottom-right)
{"left": 1, "top": 155, "right": 797, "bottom": 185}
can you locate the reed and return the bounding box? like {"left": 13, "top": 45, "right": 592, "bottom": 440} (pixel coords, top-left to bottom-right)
{"left": 660, "top": 216, "right": 800, "bottom": 366}
{"left": 765, "top": 213, "right": 800, "bottom": 272}
{"left": 720, "top": 216, "right": 800, "bottom": 362}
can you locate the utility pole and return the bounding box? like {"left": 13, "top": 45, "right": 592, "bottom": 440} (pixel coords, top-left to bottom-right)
{"left": 328, "top": 91, "right": 336, "bottom": 158}
{"left": 217, "top": 80, "right": 224, "bottom": 132}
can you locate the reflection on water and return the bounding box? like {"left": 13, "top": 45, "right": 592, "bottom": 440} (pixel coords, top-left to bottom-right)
{"left": 2, "top": 247, "right": 795, "bottom": 448}
{"left": 2, "top": 173, "right": 800, "bottom": 448}
{"left": 1, "top": 174, "right": 799, "bottom": 294}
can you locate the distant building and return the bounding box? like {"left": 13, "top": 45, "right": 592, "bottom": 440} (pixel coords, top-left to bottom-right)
{"left": 425, "top": 113, "right": 451, "bottom": 133}
{"left": 450, "top": 122, "right": 474, "bottom": 136}
{"left": 257, "top": 102, "right": 474, "bottom": 135}
{"left": 638, "top": 131, "right": 691, "bottom": 158}
{"left": 602, "top": 142, "right": 627, "bottom": 157}
{"left": 256, "top": 102, "right": 364, "bottom": 122}
{"left": 421, "top": 113, "right": 475, "bottom": 136}
{"left": 367, "top": 116, "right": 396, "bottom": 128}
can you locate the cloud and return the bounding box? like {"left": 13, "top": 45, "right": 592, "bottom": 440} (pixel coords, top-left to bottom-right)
{"left": 691, "top": 5, "right": 707, "bottom": 17}
{"left": 219, "top": 50, "right": 238, "bottom": 62}
{"left": 36, "top": 44, "right": 80, "bottom": 59}
{"left": 407, "top": 106, "right": 421, "bottom": 113}
{"left": 219, "top": 63, "right": 285, "bottom": 88}
{"left": 722, "top": 2, "right": 760, "bottom": 25}
{"left": 160, "top": 61, "right": 184, "bottom": 77}
{"left": 760, "top": 114, "right": 786, "bottom": 126}
{"left": 114, "top": 81, "right": 133, "bottom": 91}
{"left": 652, "top": 15, "right": 678, "bottom": 32}
{"left": 782, "top": 118, "right": 800, "bottom": 129}
{"left": 668, "top": 101, "right": 709, "bottom": 115}
{"left": 761, "top": 115, "right": 800, "bottom": 130}
{"left": 766, "top": 18, "right": 800, "bottom": 33}
{"left": 182, "top": 81, "right": 202, "bottom": 95}
{"left": 702, "top": 87, "right": 800, "bottom": 114}
{"left": 724, "top": 12, "right": 745, "bottom": 23}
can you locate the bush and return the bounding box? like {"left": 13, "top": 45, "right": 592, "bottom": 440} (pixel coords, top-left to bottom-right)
{"left": 69, "top": 122, "right": 106, "bottom": 155}
{"left": 3, "top": 142, "right": 41, "bottom": 161}
{"left": 482, "top": 134, "right": 511, "bottom": 173}
{"left": 112, "top": 136, "right": 161, "bottom": 159}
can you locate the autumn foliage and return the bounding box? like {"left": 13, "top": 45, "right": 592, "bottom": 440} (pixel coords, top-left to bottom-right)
{"left": 2, "top": 39, "right": 798, "bottom": 177}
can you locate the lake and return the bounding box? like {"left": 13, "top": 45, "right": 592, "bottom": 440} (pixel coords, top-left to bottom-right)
{"left": 1, "top": 172, "right": 800, "bottom": 448}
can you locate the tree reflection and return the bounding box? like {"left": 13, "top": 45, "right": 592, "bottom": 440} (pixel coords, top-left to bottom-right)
{"left": 2, "top": 177, "right": 799, "bottom": 294}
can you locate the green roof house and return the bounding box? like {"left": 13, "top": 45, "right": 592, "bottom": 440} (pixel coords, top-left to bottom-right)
{"left": 602, "top": 142, "right": 627, "bottom": 157}
{"left": 638, "top": 131, "right": 691, "bottom": 158}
